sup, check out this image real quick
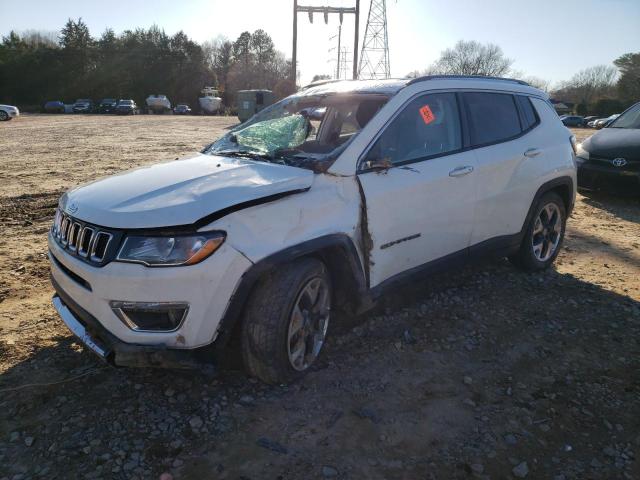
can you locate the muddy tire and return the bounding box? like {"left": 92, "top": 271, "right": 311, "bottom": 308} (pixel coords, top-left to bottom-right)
{"left": 0, "top": 111, "right": 10, "bottom": 121}
{"left": 510, "top": 192, "right": 566, "bottom": 271}
{"left": 241, "top": 258, "right": 331, "bottom": 384}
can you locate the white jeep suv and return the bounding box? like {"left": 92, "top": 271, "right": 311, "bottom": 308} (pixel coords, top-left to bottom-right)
{"left": 49, "top": 76, "right": 576, "bottom": 383}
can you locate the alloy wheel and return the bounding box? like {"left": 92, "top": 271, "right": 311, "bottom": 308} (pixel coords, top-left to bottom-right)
{"left": 532, "top": 202, "right": 562, "bottom": 262}
{"left": 287, "top": 276, "right": 331, "bottom": 371}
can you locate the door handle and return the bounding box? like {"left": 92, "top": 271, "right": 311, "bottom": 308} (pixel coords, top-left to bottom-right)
{"left": 524, "top": 148, "right": 541, "bottom": 158}
{"left": 449, "top": 165, "right": 474, "bottom": 177}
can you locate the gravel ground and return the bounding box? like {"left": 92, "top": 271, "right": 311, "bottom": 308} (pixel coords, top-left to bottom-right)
{"left": 0, "top": 117, "right": 638, "bottom": 480}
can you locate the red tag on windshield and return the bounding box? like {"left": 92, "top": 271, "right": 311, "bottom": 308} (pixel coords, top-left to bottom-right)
{"left": 419, "top": 105, "right": 435, "bottom": 125}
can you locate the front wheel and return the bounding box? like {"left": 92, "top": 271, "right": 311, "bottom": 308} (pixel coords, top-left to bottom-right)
{"left": 510, "top": 192, "right": 566, "bottom": 271}
{"left": 241, "top": 258, "right": 332, "bottom": 384}
{"left": 0, "top": 111, "right": 9, "bottom": 121}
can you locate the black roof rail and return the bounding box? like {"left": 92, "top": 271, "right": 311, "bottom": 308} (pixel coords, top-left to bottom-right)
{"left": 406, "top": 75, "right": 530, "bottom": 86}
{"left": 301, "top": 79, "right": 345, "bottom": 90}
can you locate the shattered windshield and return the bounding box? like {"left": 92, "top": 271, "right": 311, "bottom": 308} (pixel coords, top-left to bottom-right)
{"left": 204, "top": 92, "right": 389, "bottom": 171}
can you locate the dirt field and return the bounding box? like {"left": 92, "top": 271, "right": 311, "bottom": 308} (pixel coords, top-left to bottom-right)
{"left": 0, "top": 116, "right": 639, "bottom": 480}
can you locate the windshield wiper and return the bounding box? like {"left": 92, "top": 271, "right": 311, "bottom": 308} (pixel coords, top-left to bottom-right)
{"left": 213, "top": 150, "right": 275, "bottom": 162}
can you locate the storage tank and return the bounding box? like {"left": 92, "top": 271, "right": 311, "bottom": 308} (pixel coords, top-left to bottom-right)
{"left": 237, "top": 89, "right": 274, "bottom": 122}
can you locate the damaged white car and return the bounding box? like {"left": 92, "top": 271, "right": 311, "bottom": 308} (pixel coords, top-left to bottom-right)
{"left": 49, "top": 76, "right": 576, "bottom": 383}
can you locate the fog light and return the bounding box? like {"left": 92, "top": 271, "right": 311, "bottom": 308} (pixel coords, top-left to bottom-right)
{"left": 110, "top": 301, "right": 188, "bottom": 332}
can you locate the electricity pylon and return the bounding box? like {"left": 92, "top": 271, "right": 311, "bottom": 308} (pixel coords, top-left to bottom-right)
{"left": 358, "top": 0, "right": 390, "bottom": 79}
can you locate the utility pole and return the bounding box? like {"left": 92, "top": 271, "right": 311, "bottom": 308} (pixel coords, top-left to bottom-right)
{"left": 336, "top": 25, "right": 342, "bottom": 79}
{"left": 291, "top": 1, "right": 360, "bottom": 84}
{"left": 292, "top": 0, "right": 298, "bottom": 83}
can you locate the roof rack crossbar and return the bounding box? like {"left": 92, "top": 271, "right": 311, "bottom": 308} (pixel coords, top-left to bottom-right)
{"left": 406, "top": 75, "right": 530, "bottom": 86}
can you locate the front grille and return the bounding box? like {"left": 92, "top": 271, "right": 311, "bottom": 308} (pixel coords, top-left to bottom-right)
{"left": 590, "top": 154, "right": 639, "bottom": 172}
{"left": 51, "top": 209, "right": 122, "bottom": 266}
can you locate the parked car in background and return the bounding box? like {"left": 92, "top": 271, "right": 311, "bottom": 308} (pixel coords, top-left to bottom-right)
{"left": 576, "top": 102, "right": 639, "bottom": 194}
{"left": 72, "top": 99, "right": 94, "bottom": 113}
{"left": 115, "top": 99, "right": 138, "bottom": 115}
{"left": 561, "top": 115, "right": 585, "bottom": 127}
{"left": 594, "top": 114, "right": 620, "bottom": 129}
{"left": 583, "top": 116, "right": 599, "bottom": 126}
{"left": 0, "top": 104, "right": 19, "bottom": 121}
{"left": 98, "top": 98, "right": 118, "bottom": 114}
{"left": 48, "top": 77, "right": 576, "bottom": 384}
{"left": 145, "top": 94, "right": 171, "bottom": 114}
{"left": 174, "top": 104, "right": 192, "bottom": 115}
{"left": 44, "top": 100, "right": 65, "bottom": 114}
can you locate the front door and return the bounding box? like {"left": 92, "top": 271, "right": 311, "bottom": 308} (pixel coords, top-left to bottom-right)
{"left": 357, "top": 92, "right": 478, "bottom": 287}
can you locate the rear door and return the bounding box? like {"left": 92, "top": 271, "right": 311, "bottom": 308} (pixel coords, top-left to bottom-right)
{"left": 462, "top": 92, "right": 543, "bottom": 246}
{"left": 357, "top": 92, "right": 478, "bottom": 287}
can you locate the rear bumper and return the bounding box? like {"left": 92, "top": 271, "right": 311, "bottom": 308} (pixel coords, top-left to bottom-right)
{"left": 52, "top": 276, "right": 211, "bottom": 368}
{"left": 577, "top": 163, "right": 640, "bottom": 194}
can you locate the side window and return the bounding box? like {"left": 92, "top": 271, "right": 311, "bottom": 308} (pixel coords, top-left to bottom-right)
{"left": 364, "top": 92, "right": 462, "bottom": 166}
{"left": 516, "top": 96, "right": 538, "bottom": 131}
{"left": 463, "top": 92, "right": 522, "bottom": 146}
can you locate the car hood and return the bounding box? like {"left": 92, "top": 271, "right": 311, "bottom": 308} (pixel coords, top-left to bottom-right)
{"left": 583, "top": 128, "right": 640, "bottom": 160}
{"left": 60, "top": 154, "right": 314, "bottom": 229}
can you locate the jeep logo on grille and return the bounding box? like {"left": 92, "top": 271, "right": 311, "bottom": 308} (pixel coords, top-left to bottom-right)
{"left": 612, "top": 158, "right": 627, "bottom": 167}
{"left": 67, "top": 203, "right": 79, "bottom": 214}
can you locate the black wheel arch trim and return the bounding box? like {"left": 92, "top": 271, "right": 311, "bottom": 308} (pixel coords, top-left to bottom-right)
{"left": 214, "top": 233, "right": 367, "bottom": 347}
{"left": 519, "top": 176, "right": 574, "bottom": 236}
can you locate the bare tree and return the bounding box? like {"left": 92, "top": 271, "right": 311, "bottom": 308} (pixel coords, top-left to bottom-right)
{"left": 520, "top": 75, "right": 551, "bottom": 92}
{"left": 427, "top": 40, "right": 513, "bottom": 77}
{"left": 553, "top": 65, "right": 617, "bottom": 105}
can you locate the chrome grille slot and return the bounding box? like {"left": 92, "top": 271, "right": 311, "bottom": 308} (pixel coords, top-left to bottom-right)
{"left": 60, "top": 216, "right": 71, "bottom": 245}
{"left": 78, "top": 227, "right": 95, "bottom": 257}
{"left": 68, "top": 222, "right": 82, "bottom": 251}
{"left": 90, "top": 232, "right": 113, "bottom": 262}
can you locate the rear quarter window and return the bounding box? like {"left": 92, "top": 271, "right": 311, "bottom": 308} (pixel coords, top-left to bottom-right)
{"left": 463, "top": 92, "right": 522, "bottom": 146}
{"left": 515, "top": 95, "right": 539, "bottom": 131}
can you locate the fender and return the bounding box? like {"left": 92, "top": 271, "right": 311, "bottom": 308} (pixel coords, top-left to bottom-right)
{"left": 214, "top": 233, "right": 367, "bottom": 346}
{"left": 519, "top": 176, "right": 575, "bottom": 235}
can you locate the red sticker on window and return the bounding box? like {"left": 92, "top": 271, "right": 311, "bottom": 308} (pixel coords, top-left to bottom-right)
{"left": 419, "top": 105, "right": 435, "bottom": 125}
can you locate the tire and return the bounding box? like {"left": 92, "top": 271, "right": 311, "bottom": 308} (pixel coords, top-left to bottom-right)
{"left": 241, "top": 257, "right": 332, "bottom": 384}
{"left": 509, "top": 192, "right": 567, "bottom": 271}
{"left": 0, "top": 111, "right": 9, "bottom": 121}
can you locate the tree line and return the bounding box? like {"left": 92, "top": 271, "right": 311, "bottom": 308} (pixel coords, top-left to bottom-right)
{"left": 0, "top": 19, "right": 295, "bottom": 111}
{"left": 1, "top": 22, "right": 637, "bottom": 117}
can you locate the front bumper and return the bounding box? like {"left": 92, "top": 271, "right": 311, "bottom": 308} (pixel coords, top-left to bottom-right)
{"left": 52, "top": 277, "right": 208, "bottom": 367}
{"left": 48, "top": 231, "right": 252, "bottom": 350}
{"left": 577, "top": 162, "right": 640, "bottom": 194}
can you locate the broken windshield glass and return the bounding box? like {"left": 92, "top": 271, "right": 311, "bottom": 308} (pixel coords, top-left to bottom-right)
{"left": 204, "top": 92, "right": 390, "bottom": 172}
{"left": 230, "top": 114, "right": 311, "bottom": 157}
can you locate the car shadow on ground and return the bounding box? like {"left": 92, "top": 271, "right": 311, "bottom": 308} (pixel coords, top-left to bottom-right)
{"left": 579, "top": 190, "right": 640, "bottom": 224}
{"left": 1, "top": 257, "right": 639, "bottom": 479}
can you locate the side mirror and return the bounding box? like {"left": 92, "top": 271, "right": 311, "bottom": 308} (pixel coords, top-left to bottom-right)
{"left": 363, "top": 157, "right": 393, "bottom": 172}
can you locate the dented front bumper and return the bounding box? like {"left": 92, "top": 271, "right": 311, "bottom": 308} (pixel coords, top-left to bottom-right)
{"left": 52, "top": 277, "right": 208, "bottom": 368}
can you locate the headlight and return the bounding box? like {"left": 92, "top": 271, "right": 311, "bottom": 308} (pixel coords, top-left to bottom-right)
{"left": 576, "top": 143, "right": 589, "bottom": 161}
{"left": 116, "top": 231, "right": 225, "bottom": 267}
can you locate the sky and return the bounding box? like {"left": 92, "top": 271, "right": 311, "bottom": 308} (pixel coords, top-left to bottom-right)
{"left": 1, "top": 0, "right": 639, "bottom": 86}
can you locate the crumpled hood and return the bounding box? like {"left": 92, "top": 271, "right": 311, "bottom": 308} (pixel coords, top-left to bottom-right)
{"left": 60, "top": 154, "right": 314, "bottom": 229}
{"left": 583, "top": 128, "right": 640, "bottom": 161}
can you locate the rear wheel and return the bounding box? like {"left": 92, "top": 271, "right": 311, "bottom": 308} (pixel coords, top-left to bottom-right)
{"left": 241, "top": 258, "right": 331, "bottom": 384}
{"left": 510, "top": 192, "right": 566, "bottom": 271}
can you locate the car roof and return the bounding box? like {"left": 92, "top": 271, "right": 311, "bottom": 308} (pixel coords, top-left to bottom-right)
{"left": 298, "top": 75, "right": 546, "bottom": 99}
